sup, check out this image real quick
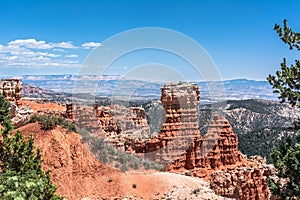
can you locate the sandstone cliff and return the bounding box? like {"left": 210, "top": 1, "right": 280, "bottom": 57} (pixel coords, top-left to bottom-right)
{"left": 133, "top": 83, "right": 202, "bottom": 168}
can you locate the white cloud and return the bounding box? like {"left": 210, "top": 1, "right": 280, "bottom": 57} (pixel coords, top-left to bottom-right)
{"left": 0, "top": 38, "right": 94, "bottom": 68}
{"left": 81, "top": 42, "right": 102, "bottom": 49}
{"left": 53, "top": 48, "right": 65, "bottom": 52}
{"left": 45, "top": 53, "right": 61, "bottom": 57}
{"left": 9, "top": 39, "right": 52, "bottom": 49}
{"left": 8, "top": 38, "right": 77, "bottom": 49}
{"left": 65, "top": 54, "right": 78, "bottom": 58}
{"left": 8, "top": 56, "right": 18, "bottom": 60}
{"left": 55, "top": 41, "right": 77, "bottom": 49}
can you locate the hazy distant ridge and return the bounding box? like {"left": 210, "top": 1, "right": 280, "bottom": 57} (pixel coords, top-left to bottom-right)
{"left": 15, "top": 75, "right": 278, "bottom": 102}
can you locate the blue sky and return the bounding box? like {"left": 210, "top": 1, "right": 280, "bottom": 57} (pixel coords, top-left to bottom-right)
{"left": 0, "top": 0, "right": 299, "bottom": 80}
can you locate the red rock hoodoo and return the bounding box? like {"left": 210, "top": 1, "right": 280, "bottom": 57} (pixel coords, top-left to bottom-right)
{"left": 130, "top": 107, "right": 150, "bottom": 135}
{"left": 73, "top": 105, "right": 102, "bottom": 135}
{"left": 165, "top": 115, "right": 245, "bottom": 173}
{"left": 133, "top": 83, "right": 201, "bottom": 167}
{"left": 0, "top": 78, "right": 22, "bottom": 102}
{"left": 95, "top": 104, "right": 150, "bottom": 137}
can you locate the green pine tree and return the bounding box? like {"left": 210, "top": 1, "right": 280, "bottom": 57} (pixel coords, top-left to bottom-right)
{"left": 0, "top": 93, "right": 10, "bottom": 125}
{"left": 267, "top": 20, "right": 300, "bottom": 199}
{"left": 0, "top": 94, "right": 62, "bottom": 199}
{"left": 268, "top": 19, "right": 300, "bottom": 107}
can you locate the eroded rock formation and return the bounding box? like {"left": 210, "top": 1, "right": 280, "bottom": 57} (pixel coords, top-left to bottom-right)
{"left": 65, "top": 103, "right": 73, "bottom": 119}
{"left": 130, "top": 107, "right": 150, "bottom": 135}
{"left": 10, "top": 103, "right": 34, "bottom": 128}
{"left": 133, "top": 83, "right": 202, "bottom": 167}
{"left": 210, "top": 167, "right": 269, "bottom": 199}
{"left": 165, "top": 116, "right": 245, "bottom": 173}
{"left": 130, "top": 82, "right": 270, "bottom": 200}
{"left": 73, "top": 105, "right": 102, "bottom": 135}
{"left": 197, "top": 116, "right": 244, "bottom": 169}
{"left": 0, "top": 78, "right": 22, "bottom": 102}
{"left": 96, "top": 104, "right": 150, "bottom": 137}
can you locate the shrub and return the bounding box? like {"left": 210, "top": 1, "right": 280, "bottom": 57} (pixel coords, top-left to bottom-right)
{"left": 121, "top": 164, "right": 128, "bottom": 172}
{"left": 28, "top": 114, "right": 76, "bottom": 132}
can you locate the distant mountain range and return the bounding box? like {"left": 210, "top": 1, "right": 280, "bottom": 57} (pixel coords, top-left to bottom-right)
{"left": 15, "top": 74, "right": 278, "bottom": 103}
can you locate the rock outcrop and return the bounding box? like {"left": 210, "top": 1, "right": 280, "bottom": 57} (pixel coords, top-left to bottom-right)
{"left": 197, "top": 116, "right": 244, "bottom": 169}
{"left": 165, "top": 116, "right": 245, "bottom": 176}
{"left": 0, "top": 78, "right": 22, "bottom": 102}
{"left": 210, "top": 167, "right": 269, "bottom": 199}
{"left": 97, "top": 105, "right": 124, "bottom": 134}
{"left": 133, "top": 83, "right": 202, "bottom": 167}
{"left": 96, "top": 104, "right": 150, "bottom": 138}
{"left": 65, "top": 103, "right": 73, "bottom": 119}
{"left": 156, "top": 83, "right": 201, "bottom": 167}
{"left": 73, "top": 105, "right": 102, "bottom": 135}
{"left": 133, "top": 84, "right": 245, "bottom": 171}
{"left": 10, "top": 103, "right": 34, "bottom": 128}
{"left": 70, "top": 102, "right": 151, "bottom": 146}
{"left": 130, "top": 107, "right": 150, "bottom": 135}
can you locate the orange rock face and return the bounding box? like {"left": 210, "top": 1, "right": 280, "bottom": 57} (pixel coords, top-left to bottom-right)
{"left": 210, "top": 167, "right": 269, "bottom": 199}
{"left": 96, "top": 105, "right": 150, "bottom": 136}
{"left": 0, "top": 79, "right": 22, "bottom": 102}
{"left": 157, "top": 83, "right": 201, "bottom": 167}
{"left": 197, "top": 116, "right": 244, "bottom": 169}
{"left": 130, "top": 107, "right": 150, "bottom": 135}
{"left": 133, "top": 83, "right": 201, "bottom": 167}
{"left": 17, "top": 123, "right": 123, "bottom": 200}
{"left": 166, "top": 116, "right": 245, "bottom": 172}
{"left": 73, "top": 105, "right": 102, "bottom": 135}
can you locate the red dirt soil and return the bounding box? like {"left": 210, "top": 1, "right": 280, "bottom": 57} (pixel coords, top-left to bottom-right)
{"left": 17, "top": 123, "right": 224, "bottom": 200}
{"left": 18, "top": 100, "right": 65, "bottom": 113}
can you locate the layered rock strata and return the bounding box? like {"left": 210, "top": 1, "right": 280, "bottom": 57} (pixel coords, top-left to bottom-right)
{"left": 65, "top": 103, "right": 73, "bottom": 119}
{"left": 134, "top": 83, "right": 202, "bottom": 167}
{"left": 197, "top": 116, "right": 244, "bottom": 169}
{"left": 73, "top": 105, "right": 102, "bottom": 135}
{"left": 165, "top": 116, "right": 244, "bottom": 172}
{"left": 0, "top": 79, "right": 22, "bottom": 102}
{"left": 96, "top": 104, "right": 150, "bottom": 137}
{"left": 130, "top": 107, "right": 150, "bottom": 135}
{"left": 210, "top": 167, "right": 269, "bottom": 199}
